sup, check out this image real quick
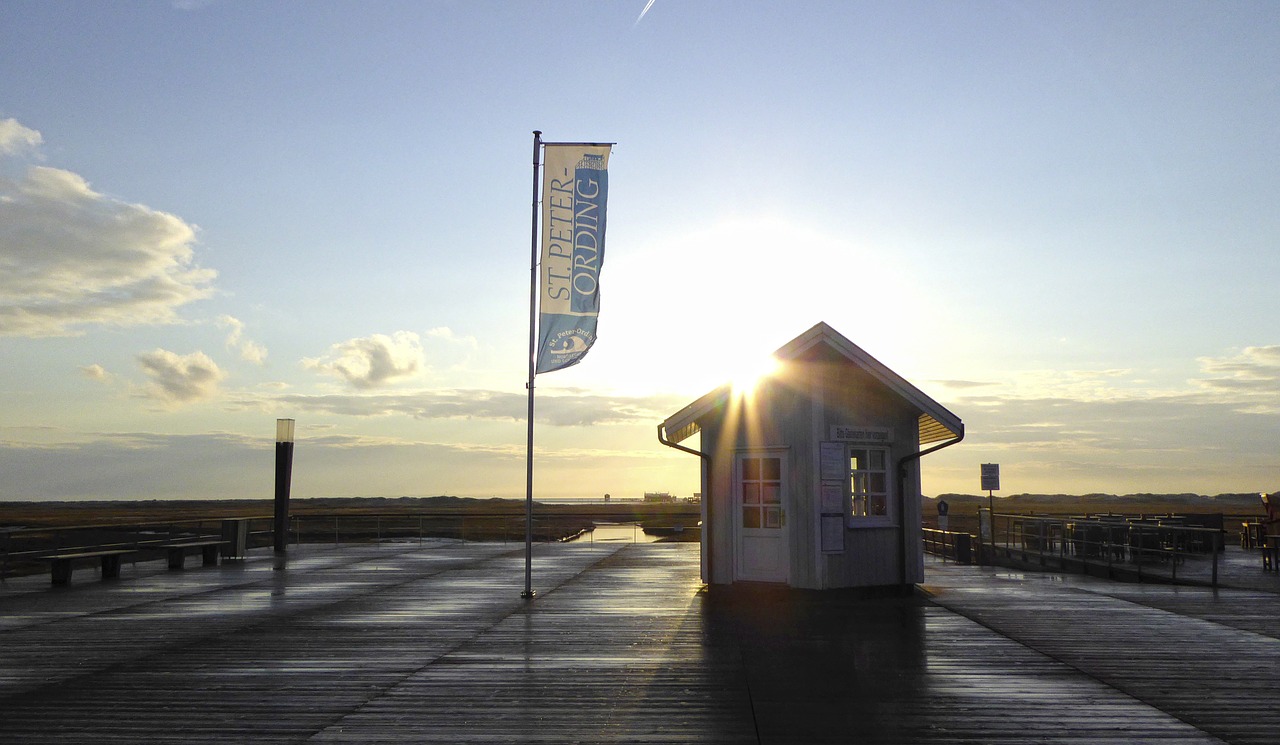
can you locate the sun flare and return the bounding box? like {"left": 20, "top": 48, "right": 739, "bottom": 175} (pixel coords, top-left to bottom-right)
{"left": 730, "top": 355, "right": 781, "bottom": 395}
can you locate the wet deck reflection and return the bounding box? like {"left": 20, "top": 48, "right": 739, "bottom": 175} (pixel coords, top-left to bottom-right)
{"left": 0, "top": 541, "right": 1275, "bottom": 743}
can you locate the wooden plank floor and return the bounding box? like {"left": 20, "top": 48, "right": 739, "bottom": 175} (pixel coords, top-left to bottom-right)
{"left": 0, "top": 540, "right": 1271, "bottom": 743}
{"left": 923, "top": 559, "right": 1280, "bottom": 745}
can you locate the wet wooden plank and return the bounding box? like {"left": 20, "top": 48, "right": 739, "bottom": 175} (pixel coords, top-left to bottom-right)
{"left": 0, "top": 541, "right": 1262, "bottom": 743}
{"left": 926, "top": 561, "right": 1280, "bottom": 745}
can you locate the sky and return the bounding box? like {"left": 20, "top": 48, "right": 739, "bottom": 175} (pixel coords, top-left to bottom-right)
{"left": 1, "top": 1, "right": 1278, "bottom": 502}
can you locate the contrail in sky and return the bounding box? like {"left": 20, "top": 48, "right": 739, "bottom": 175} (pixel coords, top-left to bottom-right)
{"left": 634, "top": 0, "right": 656, "bottom": 27}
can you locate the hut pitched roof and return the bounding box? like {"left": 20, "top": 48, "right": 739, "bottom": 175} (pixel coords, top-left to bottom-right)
{"left": 661, "top": 321, "right": 963, "bottom": 447}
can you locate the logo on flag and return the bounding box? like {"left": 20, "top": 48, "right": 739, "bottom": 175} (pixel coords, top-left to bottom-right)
{"left": 537, "top": 144, "right": 611, "bottom": 373}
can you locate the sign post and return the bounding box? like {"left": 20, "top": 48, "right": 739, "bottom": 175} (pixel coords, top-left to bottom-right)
{"left": 980, "top": 463, "right": 1000, "bottom": 548}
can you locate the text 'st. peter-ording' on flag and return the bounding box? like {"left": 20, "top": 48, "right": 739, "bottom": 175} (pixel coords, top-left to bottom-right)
{"left": 536, "top": 143, "right": 611, "bottom": 373}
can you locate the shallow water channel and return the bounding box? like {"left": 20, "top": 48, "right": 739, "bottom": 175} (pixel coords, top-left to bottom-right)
{"left": 569, "top": 521, "right": 662, "bottom": 543}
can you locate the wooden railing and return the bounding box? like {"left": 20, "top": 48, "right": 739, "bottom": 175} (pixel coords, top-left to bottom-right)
{"left": 922, "top": 527, "right": 975, "bottom": 564}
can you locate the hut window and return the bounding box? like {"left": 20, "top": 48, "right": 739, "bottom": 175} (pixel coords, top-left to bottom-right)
{"left": 741, "top": 456, "right": 783, "bottom": 530}
{"left": 849, "top": 447, "right": 890, "bottom": 522}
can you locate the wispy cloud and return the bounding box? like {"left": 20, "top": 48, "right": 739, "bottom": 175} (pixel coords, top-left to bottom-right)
{"left": 0, "top": 431, "right": 273, "bottom": 500}
{"left": 927, "top": 351, "right": 1280, "bottom": 494}
{"left": 424, "top": 326, "right": 478, "bottom": 348}
{"left": 217, "top": 315, "right": 268, "bottom": 364}
{"left": 931, "top": 379, "right": 999, "bottom": 390}
{"left": 228, "top": 387, "right": 685, "bottom": 427}
{"left": 0, "top": 430, "right": 671, "bottom": 501}
{"left": 0, "top": 123, "right": 215, "bottom": 337}
{"left": 1196, "top": 346, "right": 1280, "bottom": 386}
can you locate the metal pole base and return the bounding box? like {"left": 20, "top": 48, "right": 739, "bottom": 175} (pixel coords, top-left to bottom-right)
{"left": 521, "top": 590, "right": 536, "bottom": 599}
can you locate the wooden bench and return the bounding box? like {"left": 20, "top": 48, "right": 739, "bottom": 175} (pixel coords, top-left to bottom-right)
{"left": 160, "top": 539, "right": 223, "bottom": 570}
{"left": 1264, "top": 535, "right": 1280, "bottom": 573}
{"left": 44, "top": 549, "right": 134, "bottom": 585}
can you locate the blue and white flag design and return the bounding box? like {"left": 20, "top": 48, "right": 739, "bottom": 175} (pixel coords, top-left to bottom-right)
{"left": 537, "top": 144, "right": 611, "bottom": 373}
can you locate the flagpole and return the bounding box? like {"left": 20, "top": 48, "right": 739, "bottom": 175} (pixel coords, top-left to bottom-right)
{"left": 523, "top": 130, "right": 542, "bottom": 599}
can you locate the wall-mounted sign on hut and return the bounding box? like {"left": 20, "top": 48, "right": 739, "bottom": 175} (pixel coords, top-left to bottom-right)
{"left": 658, "top": 322, "right": 963, "bottom": 590}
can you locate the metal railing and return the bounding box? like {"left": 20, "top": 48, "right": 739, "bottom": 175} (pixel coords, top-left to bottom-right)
{"left": 289, "top": 513, "right": 697, "bottom": 547}
{"left": 984, "top": 513, "right": 1224, "bottom": 586}
{"left": 0, "top": 511, "right": 699, "bottom": 580}
{"left": 291, "top": 513, "right": 557, "bottom": 546}
{"left": 0, "top": 516, "right": 255, "bottom": 580}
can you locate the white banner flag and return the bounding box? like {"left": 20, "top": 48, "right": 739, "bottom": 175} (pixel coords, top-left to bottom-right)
{"left": 537, "top": 143, "right": 611, "bottom": 373}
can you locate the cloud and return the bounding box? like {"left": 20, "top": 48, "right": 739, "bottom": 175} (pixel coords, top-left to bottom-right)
{"left": 536, "top": 390, "right": 689, "bottom": 426}
{"left": 80, "top": 363, "right": 112, "bottom": 382}
{"left": 1185, "top": 347, "right": 1280, "bottom": 411}
{"left": 277, "top": 389, "right": 521, "bottom": 419}
{"left": 424, "top": 326, "right": 478, "bottom": 348}
{"left": 931, "top": 379, "right": 999, "bottom": 390}
{"left": 229, "top": 387, "right": 685, "bottom": 426}
{"left": 0, "top": 430, "right": 672, "bottom": 501}
{"left": 1196, "top": 346, "right": 1280, "bottom": 388}
{"left": 925, "top": 350, "right": 1280, "bottom": 494}
{"left": 303, "top": 331, "right": 425, "bottom": 389}
{"left": 239, "top": 340, "right": 267, "bottom": 365}
{"left": 217, "top": 315, "right": 268, "bottom": 364}
{"left": 0, "top": 118, "right": 42, "bottom": 155}
{"left": 0, "top": 162, "right": 216, "bottom": 337}
{"left": 0, "top": 431, "right": 262, "bottom": 500}
{"left": 136, "top": 349, "right": 226, "bottom": 403}
{"left": 925, "top": 389, "right": 1276, "bottom": 495}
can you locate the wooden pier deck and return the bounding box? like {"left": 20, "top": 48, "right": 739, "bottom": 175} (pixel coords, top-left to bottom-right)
{"left": 0, "top": 540, "right": 1277, "bottom": 743}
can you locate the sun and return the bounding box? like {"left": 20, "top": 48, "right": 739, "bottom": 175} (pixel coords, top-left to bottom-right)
{"left": 730, "top": 354, "right": 781, "bottom": 396}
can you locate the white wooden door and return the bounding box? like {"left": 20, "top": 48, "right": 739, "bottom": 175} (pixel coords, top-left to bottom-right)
{"left": 734, "top": 452, "right": 788, "bottom": 583}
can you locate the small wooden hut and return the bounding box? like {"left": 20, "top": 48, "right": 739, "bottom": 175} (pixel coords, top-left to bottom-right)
{"left": 659, "top": 322, "right": 963, "bottom": 590}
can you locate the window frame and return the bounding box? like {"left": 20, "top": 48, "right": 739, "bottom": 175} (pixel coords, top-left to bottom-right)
{"left": 739, "top": 454, "right": 784, "bottom": 532}
{"left": 846, "top": 445, "right": 895, "bottom": 528}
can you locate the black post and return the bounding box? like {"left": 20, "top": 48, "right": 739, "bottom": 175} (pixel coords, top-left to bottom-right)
{"left": 274, "top": 418, "right": 295, "bottom": 554}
